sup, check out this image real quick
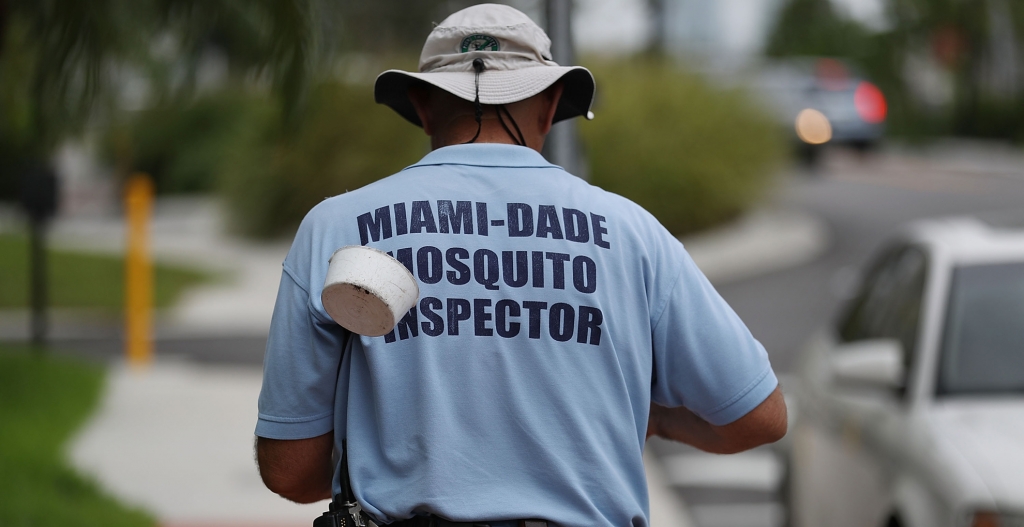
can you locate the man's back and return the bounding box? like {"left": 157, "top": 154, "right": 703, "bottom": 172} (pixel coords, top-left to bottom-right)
{"left": 256, "top": 7, "right": 783, "bottom": 525}
{"left": 258, "top": 144, "right": 776, "bottom": 526}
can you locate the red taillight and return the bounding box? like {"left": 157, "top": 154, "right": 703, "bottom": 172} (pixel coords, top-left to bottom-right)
{"left": 970, "top": 512, "right": 1000, "bottom": 527}
{"left": 854, "top": 81, "right": 887, "bottom": 124}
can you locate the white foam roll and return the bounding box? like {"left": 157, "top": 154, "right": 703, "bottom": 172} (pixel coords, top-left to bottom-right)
{"left": 321, "top": 245, "right": 420, "bottom": 337}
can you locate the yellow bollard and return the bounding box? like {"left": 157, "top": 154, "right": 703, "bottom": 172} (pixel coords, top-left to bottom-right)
{"left": 124, "top": 173, "right": 154, "bottom": 366}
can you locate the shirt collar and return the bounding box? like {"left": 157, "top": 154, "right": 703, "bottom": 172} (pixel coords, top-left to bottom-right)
{"left": 409, "top": 143, "right": 557, "bottom": 169}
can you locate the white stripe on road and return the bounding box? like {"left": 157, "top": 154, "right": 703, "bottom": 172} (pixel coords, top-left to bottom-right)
{"left": 689, "top": 503, "right": 784, "bottom": 527}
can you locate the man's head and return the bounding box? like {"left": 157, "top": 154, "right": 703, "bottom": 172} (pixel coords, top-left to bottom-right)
{"left": 374, "top": 4, "right": 595, "bottom": 151}
{"left": 407, "top": 80, "right": 564, "bottom": 151}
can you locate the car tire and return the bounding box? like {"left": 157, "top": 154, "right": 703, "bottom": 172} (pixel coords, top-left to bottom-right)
{"left": 779, "top": 452, "right": 795, "bottom": 527}
{"left": 796, "top": 143, "right": 822, "bottom": 170}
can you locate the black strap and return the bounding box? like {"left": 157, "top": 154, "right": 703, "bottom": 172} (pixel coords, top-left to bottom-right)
{"left": 496, "top": 105, "right": 526, "bottom": 147}
{"left": 336, "top": 439, "right": 355, "bottom": 506}
{"left": 463, "top": 58, "right": 527, "bottom": 148}
{"left": 465, "top": 58, "right": 486, "bottom": 144}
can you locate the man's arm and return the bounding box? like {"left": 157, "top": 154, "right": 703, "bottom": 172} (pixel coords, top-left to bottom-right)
{"left": 647, "top": 387, "right": 787, "bottom": 454}
{"left": 255, "top": 432, "right": 334, "bottom": 503}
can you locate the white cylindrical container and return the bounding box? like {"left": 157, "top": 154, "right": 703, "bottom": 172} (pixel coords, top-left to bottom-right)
{"left": 321, "top": 246, "right": 419, "bottom": 337}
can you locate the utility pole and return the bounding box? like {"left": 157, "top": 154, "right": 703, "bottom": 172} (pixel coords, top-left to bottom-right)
{"left": 19, "top": 164, "right": 58, "bottom": 353}
{"left": 543, "top": 0, "right": 587, "bottom": 179}
{"left": 647, "top": 0, "right": 667, "bottom": 55}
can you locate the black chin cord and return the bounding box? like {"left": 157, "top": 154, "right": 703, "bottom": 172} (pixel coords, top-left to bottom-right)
{"left": 497, "top": 105, "right": 527, "bottom": 147}
{"left": 463, "top": 57, "right": 526, "bottom": 147}
{"left": 465, "top": 58, "right": 485, "bottom": 144}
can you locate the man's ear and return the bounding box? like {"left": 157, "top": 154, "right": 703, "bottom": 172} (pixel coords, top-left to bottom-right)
{"left": 408, "top": 84, "right": 434, "bottom": 136}
{"left": 538, "top": 81, "right": 565, "bottom": 136}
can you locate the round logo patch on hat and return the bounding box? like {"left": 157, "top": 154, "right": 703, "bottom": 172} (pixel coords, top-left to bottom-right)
{"left": 460, "top": 34, "right": 500, "bottom": 52}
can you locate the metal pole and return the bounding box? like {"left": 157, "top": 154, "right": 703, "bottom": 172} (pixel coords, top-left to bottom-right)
{"left": 543, "top": 0, "right": 587, "bottom": 179}
{"left": 647, "top": 0, "right": 666, "bottom": 55}
{"left": 29, "top": 218, "right": 47, "bottom": 351}
{"left": 547, "top": 0, "right": 575, "bottom": 66}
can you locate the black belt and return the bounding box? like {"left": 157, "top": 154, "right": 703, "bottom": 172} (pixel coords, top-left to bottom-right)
{"left": 387, "top": 517, "right": 548, "bottom": 527}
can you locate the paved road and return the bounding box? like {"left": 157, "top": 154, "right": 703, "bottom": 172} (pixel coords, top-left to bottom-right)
{"left": 651, "top": 144, "right": 1024, "bottom": 527}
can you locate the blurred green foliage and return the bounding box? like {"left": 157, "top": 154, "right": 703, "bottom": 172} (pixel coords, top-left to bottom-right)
{"left": 1, "top": 1, "right": 789, "bottom": 240}
{"left": 0, "top": 17, "right": 51, "bottom": 201}
{"left": 334, "top": 1, "right": 478, "bottom": 54}
{"left": 116, "top": 58, "right": 783, "bottom": 239}
{"left": 103, "top": 91, "right": 271, "bottom": 194}
{"left": 0, "top": 1, "right": 147, "bottom": 164}
{"left": 218, "top": 81, "right": 427, "bottom": 238}
{"left": 765, "top": 0, "right": 872, "bottom": 58}
{"left": 580, "top": 60, "right": 784, "bottom": 235}
{"left": 0, "top": 0, "right": 320, "bottom": 202}
{"left": 0, "top": 346, "right": 155, "bottom": 526}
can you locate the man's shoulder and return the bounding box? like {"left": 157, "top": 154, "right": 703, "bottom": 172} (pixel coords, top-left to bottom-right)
{"left": 299, "top": 159, "right": 674, "bottom": 250}
{"left": 567, "top": 180, "right": 670, "bottom": 236}
{"left": 305, "top": 170, "right": 419, "bottom": 215}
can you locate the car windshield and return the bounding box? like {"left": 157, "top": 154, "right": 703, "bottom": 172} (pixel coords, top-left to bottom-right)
{"left": 939, "top": 262, "right": 1024, "bottom": 395}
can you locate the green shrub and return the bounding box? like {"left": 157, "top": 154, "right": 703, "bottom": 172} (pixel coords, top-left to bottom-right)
{"left": 219, "top": 81, "right": 427, "bottom": 238}
{"left": 103, "top": 91, "right": 270, "bottom": 195}
{"left": 580, "top": 59, "right": 784, "bottom": 235}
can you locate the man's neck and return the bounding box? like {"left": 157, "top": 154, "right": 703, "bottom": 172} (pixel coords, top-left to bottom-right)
{"left": 432, "top": 114, "right": 545, "bottom": 152}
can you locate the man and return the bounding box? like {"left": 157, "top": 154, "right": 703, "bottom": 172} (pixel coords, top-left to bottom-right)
{"left": 255, "top": 4, "right": 786, "bottom": 527}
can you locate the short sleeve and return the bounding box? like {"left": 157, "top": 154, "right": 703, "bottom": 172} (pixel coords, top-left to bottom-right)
{"left": 650, "top": 249, "right": 777, "bottom": 426}
{"left": 255, "top": 267, "right": 350, "bottom": 439}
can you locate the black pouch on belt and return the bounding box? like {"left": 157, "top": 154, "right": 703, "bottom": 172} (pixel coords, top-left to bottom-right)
{"left": 313, "top": 441, "right": 379, "bottom": 527}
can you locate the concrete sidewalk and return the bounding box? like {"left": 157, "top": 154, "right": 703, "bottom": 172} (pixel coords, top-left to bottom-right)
{"left": 69, "top": 361, "right": 699, "bottom": 527}
{"left": 55, "top": 197, "right": 826, "bottom": 527}
{"left": 70, "top": 362, "right": 320, "bottom": 527}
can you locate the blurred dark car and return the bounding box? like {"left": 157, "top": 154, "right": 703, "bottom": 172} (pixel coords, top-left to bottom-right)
{"left": 756, "top": 58, "right": 888, "bottom": 165}
{"left": 788, "top": 216, "right": 1024, "bottom": 527}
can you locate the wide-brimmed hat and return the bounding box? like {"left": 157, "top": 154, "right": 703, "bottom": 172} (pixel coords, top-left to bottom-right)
{"left": 374, "top": 3, "right": 595, "bottom": 127}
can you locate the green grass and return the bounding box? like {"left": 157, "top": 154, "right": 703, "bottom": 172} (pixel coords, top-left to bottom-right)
{"left": 0, "top": 345, "right": 155, "bottom": 526}
{"left": 0, "top": 233, "right": 210, "bottom": 311}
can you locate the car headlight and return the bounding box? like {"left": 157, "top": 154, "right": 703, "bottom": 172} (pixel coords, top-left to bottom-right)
{"left": 795, "top": 108, "right": 832, "bottom": 145}
{"left": 967, "top": 511, "right": 1024, "bottom": 527}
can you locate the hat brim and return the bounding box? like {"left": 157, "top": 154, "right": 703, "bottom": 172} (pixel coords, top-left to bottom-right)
{"left": 374, "top": 66, "right": 595, "bottom": 127}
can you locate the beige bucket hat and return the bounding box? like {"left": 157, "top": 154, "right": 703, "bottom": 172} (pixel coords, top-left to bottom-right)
{"left": 374, "top": 3, "right": 596, "bottom": 127}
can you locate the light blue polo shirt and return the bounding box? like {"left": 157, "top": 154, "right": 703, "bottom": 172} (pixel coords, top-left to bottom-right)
{"left": 256, "top": 144, "right": 777, "bottom": 527}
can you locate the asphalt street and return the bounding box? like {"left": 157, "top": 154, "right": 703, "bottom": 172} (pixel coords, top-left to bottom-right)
{"left": 653, "top": 143, "right": 1024, "bottom": 527}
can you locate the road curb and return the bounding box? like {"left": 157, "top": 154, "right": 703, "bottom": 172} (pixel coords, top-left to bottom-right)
{"left": 682, "top": 208, "right": 829, "bottom": 285}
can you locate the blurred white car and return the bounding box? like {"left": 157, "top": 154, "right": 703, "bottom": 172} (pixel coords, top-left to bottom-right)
{"left": 788, "top": 216, "right": 1024, "bottom": 527}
